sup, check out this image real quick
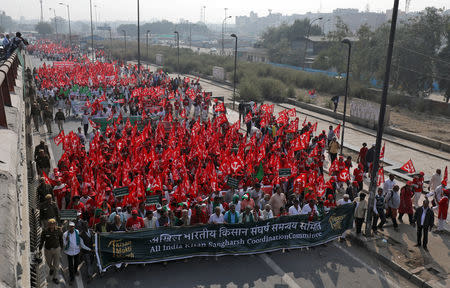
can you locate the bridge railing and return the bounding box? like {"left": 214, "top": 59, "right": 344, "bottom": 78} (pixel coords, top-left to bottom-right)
{"left": 0, "top": 49, "right": 20, "bottom": 128}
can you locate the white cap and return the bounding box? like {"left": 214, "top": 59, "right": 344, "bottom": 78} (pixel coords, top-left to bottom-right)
{"left": 68, "top": 222, "right": 75, "bottom": 227}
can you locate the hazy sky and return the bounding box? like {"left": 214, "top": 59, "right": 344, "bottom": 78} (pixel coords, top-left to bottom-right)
{"left": 4, "top": 0, "right": 449, "bottom": 23}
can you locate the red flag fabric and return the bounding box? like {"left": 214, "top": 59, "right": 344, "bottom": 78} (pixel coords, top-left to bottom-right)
{"left": 215, "top": 103, "right": 225, "bottom": 112}
{"left": 338, "top": 168, "right": 350, "bottom": 182}
{"left": 379, "top": 142, "right": 385, "bottom": 159}
{"left": 400, "top": 159, "right": 416, "bottom": 174}
{"left": 334, "top": 124, "right": 341, "bottom": 139}
{"left": 276, "top": 113, "right": 289, "bottom": 125}
{"left": 244, "top": 112, "right": 252, "bottom": 123}
{"left": 302, "top": 116, "right": 307, "bottom": 127}
{"left": 286, "top": 118, "right": 299, "bottom": 133}
{"left": 442, "top": 166, "right": 448, "bottom": 186}
{"left": 180, "top": 109, "right": 187, "bottom": 119}
{"left": 89, "top": 119, "right": 99, "bottom": 129}
{"left": 377, "top": 167, "right": 385, "bottom": 186}
{"left": 287, "top": 108, "right": 296, "bottom": 117}
{"left": 54, "top": 130, "right": 65, "bottom": 146}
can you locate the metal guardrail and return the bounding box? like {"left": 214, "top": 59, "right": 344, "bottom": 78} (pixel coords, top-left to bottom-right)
{"left": 0, "top": 49, "right": 20, "bottom": 128}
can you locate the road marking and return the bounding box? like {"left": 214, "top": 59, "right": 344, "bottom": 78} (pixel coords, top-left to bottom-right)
{"left": 333, "top": 243, "right": 402, "bottom": 288}
{"left": 259, "top": 253, "right": 302, "bottom": 288}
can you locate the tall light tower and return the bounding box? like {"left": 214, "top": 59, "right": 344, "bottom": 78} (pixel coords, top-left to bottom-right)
{"left": 39, "top": 0, "right": 44, "bottom": 22}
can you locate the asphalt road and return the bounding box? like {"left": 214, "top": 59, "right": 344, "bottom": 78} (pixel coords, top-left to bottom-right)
{"left": 39, "top": 116, "right": 419, "bottom": 288}
{"left": 86, "top": 242, "right": 415, "bottom": 288}
{"left": 30, "top": 55, "right": 419, "bottom": 288}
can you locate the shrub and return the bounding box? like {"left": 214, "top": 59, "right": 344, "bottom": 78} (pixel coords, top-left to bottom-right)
{"left": 238, "top": 77, "right": 263, "bottom": 102}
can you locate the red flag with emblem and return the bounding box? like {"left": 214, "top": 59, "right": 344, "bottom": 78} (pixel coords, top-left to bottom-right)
{"left": 180, "top": 108, "right": 187, "bottom": 119}
{"left": 276, "top": 113, "right": 289, "bottom": 125}
{"left": 54, "top": 130, "right": 65, "bottom": 146}
{"left": 215, "top": 103, "right": 225, "bottom": 112}
{"left": 286, "top": 118, "right": 299, "bottom": 133}
{"left": 329, "top": 159, "right": 339, "bottom": 173}
{"left": 338, "top": 167, "right": 350, "bottom": 182}
{"left": 334, "top": 124, "right": 341, "bottom": 139}
{"left": 287, "top": 108, "right": 296, "bottom": 117}
{"left": 400, "top": 159, "right": 416, "bottom": 174}
{"left": 244, "top": 112, "right": 252, "bottom": 123}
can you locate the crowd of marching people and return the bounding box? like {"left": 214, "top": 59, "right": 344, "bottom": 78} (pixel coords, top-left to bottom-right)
{"left": 29, "top": 41, "right": 448, "bottom": 284}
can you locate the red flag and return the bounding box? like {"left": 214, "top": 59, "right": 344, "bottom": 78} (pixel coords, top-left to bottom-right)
{"left": 379, "top": 142, "right": 385, "bottom": 159}
{"left": 377, "top": 167, "right": 385, "bottom": 186}
{"left": 334, "top": 124, "right": 341, "bottom": 139}
{"left": 180, "top": 109, "right": 187, "bottom": 119}
{"left": 286, "top": 118, "right": 299, "bottom": 133}
{"left": 310, "top": 122, "right": 317, "bottom": 133}
{"left": 329, "top": 159, "right": 339, "bottom": 173}
{"left": 443, "top": 166, "right": 448, "bottom": 186}
{"left": 54, "top": 130, "right": 65, "bottom": 146}
{"left": 244, "top": 112, "right": 252, "bottom": 123}
{"left": 42, "top": 171, "right": 56, "bottom": 186}
{"left": 400, "top": 159, "right": 416, "bottom": 174}
{"left": 287, "top": 108, "right": 296, "bottom": 117}
{"left": 276, "top": 113, "right": 289, "bottom": 125}
{"left": 302, "top": 116, "right": 307, "bottom": 127}
{"left": 215, "top": 103, "right": 225, "bottom": 113}
{"left": 216, "top": 113, "right": 228, "bottom": 126}
{"left": 338, "top": 167, "right": 350, "bottom": 182}
{"left": 107, "top": 113, "right": 114, "bottom": 122}
{"left": 88, "top": 119, "right": 99, "bottom": 129}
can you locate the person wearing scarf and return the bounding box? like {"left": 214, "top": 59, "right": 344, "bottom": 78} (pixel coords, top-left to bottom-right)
{"left": 240, "top": 206, "right": 255, "bottom": 223}
{"left": 224, "top": 204, "right": 240, "bottom": 224}
{"left": 63, "top": 222, "right": 92, "bottom": 284}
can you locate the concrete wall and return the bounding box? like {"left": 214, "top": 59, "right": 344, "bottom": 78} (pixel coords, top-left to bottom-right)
{"left": 0, "top": 54, "right": 30, "bottom": 288}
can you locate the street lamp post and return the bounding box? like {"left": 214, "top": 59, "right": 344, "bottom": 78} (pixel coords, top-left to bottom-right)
{"left": 222, "top": 16, "right": 231, "bottom": 56}
{"left": 59, "top": 3, "right": 71, "bottom": 55}
{"left": 109, "top": 27, "right": 112, "bottom": 61}
{"left": 137, "top": 0, "right": 141, "bottom": 80}
{"left": 122, "top": 29, "right": 127, "bottom": 62}
{"left": 340, "top": 39, "right": 351, "bottom": 155}
{"left": 146, "top": 30, "right": 150, "bottom": 60}
{"left": 365, "top": 0, "right": 400, "bottom": 235}
{"left": 189, "top": 22, "right": 192, "bottom": 49}
{"left": 49, "top": 8, "right": 58, "bottom": 42}
{"left": 174, "top": 31, "right": 179, "bottom": 76}
{"left": 302, "top": 17, "right": 322, "bottom": 69}
{"left": 89, "top": 0, "right": 94, "bottom": 61}
{"left": 231, "top": 33, "right": 238, "bottom": 110}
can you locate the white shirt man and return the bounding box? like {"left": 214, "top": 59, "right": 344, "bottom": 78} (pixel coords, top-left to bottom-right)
{"left": 63, "top": 226, "right": 91, "bottom": 256}
{"left": 301, "top": 203, "right": 319, "bottom": 216}
{"left": 208, "top": 207, "right": 224, "bottom": 224}
{"left": 427, "top": 184, "right": 444, "bottom": 207}
{"left": 288, "top": 203, "right": 302, "bottom": 215}
{"left": 429, "top": 170, "right": 442, "bottom": 192}
{"left": 383, "top": 175, "right": 397, "bottom": 196}
{"left": 337, "top": 194, "right": 352, "bottom": 206}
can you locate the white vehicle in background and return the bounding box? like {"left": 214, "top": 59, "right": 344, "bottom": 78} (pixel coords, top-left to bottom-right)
{"left": 209, "top": 47, "right": 218, "bottom": 54}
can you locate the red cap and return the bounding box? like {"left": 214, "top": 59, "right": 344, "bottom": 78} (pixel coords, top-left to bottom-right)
{"left": 132, "top": 209, "right": 138, "bottom": 215}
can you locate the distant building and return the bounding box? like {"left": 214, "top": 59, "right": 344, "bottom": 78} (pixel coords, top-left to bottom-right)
{"left": 237, "top": 47, "right": 269, "bottom": 63}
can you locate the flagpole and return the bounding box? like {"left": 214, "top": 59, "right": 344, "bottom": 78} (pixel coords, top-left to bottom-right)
{"left": 365, "top": 0, "right": 400, "bottom": 235}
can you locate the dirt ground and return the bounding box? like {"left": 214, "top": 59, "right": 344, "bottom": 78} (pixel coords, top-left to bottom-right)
{"left": 295, "top": 88, "right": 450, "bottom": 143}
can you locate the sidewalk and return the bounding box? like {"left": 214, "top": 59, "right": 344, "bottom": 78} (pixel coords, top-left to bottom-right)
{"left": 347, "top": 221, "right": 449, "bottom": 288}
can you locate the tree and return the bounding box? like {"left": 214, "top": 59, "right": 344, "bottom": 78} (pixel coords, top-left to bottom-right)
{"left": 394, "top": 7, "right": 447, "bottom": 95}
{"left": 436, "top": 24, "right": 450, "bottom": 102}
{"left": 312, "top": 18, "right": 352, "bottom": 73}
{"left": 259, "top": 19, "right": 322, "bottom": 66}
{"left": 35, "top": 22, "right": 54, "bottom": 35}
